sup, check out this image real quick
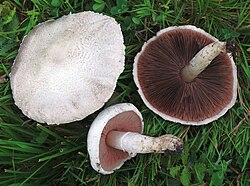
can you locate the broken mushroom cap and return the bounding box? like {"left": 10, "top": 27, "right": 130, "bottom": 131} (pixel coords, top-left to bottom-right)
{"left": 87, "top": 103, "right": 184, "bottom": 174}
{"left": 87, "top": 103, "right": 143, "bottom": 174}
{"left": 133, "top": 25, "right": 237, "bottom": 125}
{"left": 10, "top": 11, "right": 125, "bottom": 124}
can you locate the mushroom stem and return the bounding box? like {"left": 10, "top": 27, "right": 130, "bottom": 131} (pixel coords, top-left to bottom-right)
{"left": 106, "top": 131, "right": 183, "bottom": 154}
{"left": 181, "top": 41, "right": 226, "bottom": 82}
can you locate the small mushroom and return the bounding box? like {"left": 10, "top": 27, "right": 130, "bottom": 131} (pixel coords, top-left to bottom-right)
{"left": 10, "top": 12, "right": 125, "bottom": 124}
{"left": 87, "top": 103, "right": 183, "bottom": 174}
{"left": 133, "top": 25, "right": 237, "bottom": 125}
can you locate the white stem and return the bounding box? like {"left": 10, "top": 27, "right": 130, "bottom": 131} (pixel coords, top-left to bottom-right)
{"left": 106, "top": 131, "right": 183, "bottom": 154}
{"left": 181, "top": 41, "right": 226, "bottom": 82}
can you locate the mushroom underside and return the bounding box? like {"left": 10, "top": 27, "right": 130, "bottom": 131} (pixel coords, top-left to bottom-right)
{"left": 99, "top": 111, "right": 142, "bottom": 171}
{"left": 136, "top": 28, "right": 234, "bottom": 122}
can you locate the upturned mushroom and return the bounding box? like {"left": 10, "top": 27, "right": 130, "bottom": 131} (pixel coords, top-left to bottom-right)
{"left": 133, "top": 25, "right": 237, "bottom": 125}
{"left": 87, "top": 103, "right": 183, "bottom": 174}
{"left": 10, "top": 11, "right": 125, "bottom": 124}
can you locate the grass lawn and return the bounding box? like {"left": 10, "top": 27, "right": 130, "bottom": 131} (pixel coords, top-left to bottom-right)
{"left": 0, "top": 0, "right": 249, "bottom": 185}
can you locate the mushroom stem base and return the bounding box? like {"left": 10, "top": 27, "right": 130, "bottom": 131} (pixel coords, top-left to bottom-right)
{"left": 106, "top": 131, "right": 183, "bottom": 154}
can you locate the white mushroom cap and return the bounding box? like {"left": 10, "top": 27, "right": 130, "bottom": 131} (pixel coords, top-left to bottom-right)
{"left": 87, "top": 103, "right": 143, "bottom": 174}
{"left": 10, "top": 11, "right": 125, "bottom": 124}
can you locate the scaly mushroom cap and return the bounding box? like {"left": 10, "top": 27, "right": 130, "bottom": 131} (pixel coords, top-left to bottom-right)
{"left": 133, "top": 25, "right": 237, "bottom": 125}
{"left": 87, "top": 103, "right": 143, "bottom": 174}
{"left": 10, "top": 11, "right": 125, "bottom": 124}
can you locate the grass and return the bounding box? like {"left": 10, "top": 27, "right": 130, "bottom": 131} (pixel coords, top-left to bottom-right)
{"left": 0, "top": 0, "right": 249, "bottom": 185}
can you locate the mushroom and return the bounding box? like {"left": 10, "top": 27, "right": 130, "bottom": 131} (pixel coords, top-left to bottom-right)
{"left": 10, "top": 11, "right": 125, "bottom": 124}
{"left": 87, "top": 103, "right": 183, "bottom": 174}
{"left": 133, "top": 25, "right": 237, "bottom": 125}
